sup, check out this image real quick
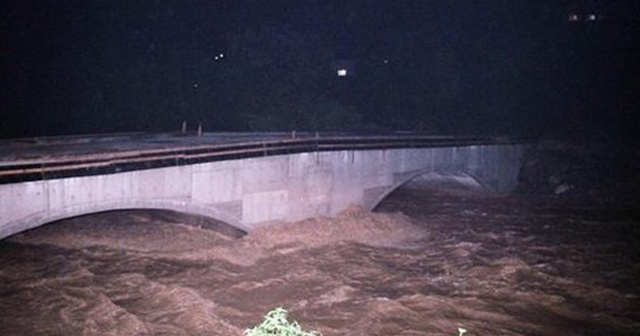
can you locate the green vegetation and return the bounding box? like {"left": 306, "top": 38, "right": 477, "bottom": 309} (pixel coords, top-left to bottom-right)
{"left": 245, "top": 307, "right": 469, "bottom": 336}
{"left": 245, "top": 307, "right": 321, "bottom": 336}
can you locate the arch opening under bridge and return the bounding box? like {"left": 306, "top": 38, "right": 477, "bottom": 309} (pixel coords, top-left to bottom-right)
{"left": 0, "top": 134, "right": 528, "bottom": 240}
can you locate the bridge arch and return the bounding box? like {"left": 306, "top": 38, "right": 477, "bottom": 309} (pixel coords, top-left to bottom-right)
{"left": 367, "top": 168, "right": 492, "bottom": 211}
{"left": 3, "top": 198, "right": 248, "bottom": 239}
{"left": 1, "top": 134, "right": 528, "bottom": 240}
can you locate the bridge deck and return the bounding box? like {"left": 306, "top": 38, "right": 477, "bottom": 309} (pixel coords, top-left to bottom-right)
{"left": 0, "top": 132, "right": 298, "bottom": 164}
{"left": 1, "top": 132, "right": 529, "bottom": 239}
{"left": 0, "top": 132, "right": 527, "bottom": 184}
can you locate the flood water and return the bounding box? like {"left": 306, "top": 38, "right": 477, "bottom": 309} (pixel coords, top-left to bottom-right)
{"left": 1, "top": 187, "right": 639, "bottom": 336}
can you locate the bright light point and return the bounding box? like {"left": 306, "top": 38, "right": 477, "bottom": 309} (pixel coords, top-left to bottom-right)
{"left": 587, "top": 14, "right": 597, "bottom": 21}
{"left": 219, "top": 53, "right": 224, "bottom": 58}
{"left": 568, "top": 13, "right": 579, "bottom": 21}
{"left": 383, "top": 59, "right": 389, "bottom": 64}
{"left": 337, "top": 69, "right": 347, "bottom": 77}
{"left": 193, "top": 82, "right": 198, "bottom": 88}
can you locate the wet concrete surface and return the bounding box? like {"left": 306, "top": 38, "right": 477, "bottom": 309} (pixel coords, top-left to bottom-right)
{"left": 0, "top": 132, "right": 290, "bottom": 163}
{"left": 0, "top": 132, "right": 482, "bottom": 164}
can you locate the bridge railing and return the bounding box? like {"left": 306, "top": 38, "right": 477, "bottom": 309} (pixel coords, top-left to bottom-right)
{"left": 0, "top": 133, "right": 532, "bottom": 185}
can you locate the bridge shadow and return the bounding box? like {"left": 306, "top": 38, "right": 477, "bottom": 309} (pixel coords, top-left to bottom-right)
{"left": 20, "top": 209, "right": 248, "bottom": 242}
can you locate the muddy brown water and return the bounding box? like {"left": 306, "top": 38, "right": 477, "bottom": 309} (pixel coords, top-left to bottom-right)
{"left": 1, "top": 187, "right": 639, "bottom": 336}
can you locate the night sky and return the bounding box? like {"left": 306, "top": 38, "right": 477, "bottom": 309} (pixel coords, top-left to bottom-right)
{"left": 1, "top": 1, "right": 638, "bottom": 140}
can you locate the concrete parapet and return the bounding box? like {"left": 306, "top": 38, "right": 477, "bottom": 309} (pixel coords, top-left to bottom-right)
{"left": 0, "top": 138, "right": 526, "bottom": 239}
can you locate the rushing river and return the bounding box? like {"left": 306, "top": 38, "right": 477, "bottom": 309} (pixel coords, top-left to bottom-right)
{"left": 1, "top": 187, "right": 639, "bottom": 336}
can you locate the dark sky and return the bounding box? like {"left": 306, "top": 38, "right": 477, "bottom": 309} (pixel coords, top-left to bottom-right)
{"left": 1, "top": 1, "right": 638, "bottom": 139}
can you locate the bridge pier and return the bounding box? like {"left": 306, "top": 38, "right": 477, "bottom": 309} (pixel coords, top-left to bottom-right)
{"left": 0, "top": 136, "right": 526, "bottom": 239}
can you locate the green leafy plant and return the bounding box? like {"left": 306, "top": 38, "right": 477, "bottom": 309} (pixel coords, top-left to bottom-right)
{"left": 245, "top": 307, "right": 469, "bottom": 336}
{"left": 245, "top": 307, "right": 322, "bottom": 336}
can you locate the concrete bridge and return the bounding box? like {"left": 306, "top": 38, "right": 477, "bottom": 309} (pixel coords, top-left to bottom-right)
{"left": 0, "top": 132, "right": 528, "bottom": 239}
